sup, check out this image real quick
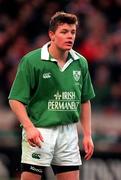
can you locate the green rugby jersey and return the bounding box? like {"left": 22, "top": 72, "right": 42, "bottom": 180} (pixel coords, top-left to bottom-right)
{"left": 8, "top": 42, "right": 95, "bottom": 127}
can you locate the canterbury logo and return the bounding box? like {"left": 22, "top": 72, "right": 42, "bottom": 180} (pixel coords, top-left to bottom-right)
{"left": 43, "top": 72, "right": 51, "bottom": 79}
{"left": 32, "top": 153, "right": 41, "bottom": 159}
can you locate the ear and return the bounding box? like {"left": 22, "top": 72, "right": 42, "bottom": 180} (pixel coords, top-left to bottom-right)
{"left": 49, "top": 31, "right": 55, "bottom": 41}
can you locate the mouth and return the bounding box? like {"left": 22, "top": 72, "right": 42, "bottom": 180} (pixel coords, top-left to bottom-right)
{"left": 65, "top": 41, "right": 73, "bottom": 46}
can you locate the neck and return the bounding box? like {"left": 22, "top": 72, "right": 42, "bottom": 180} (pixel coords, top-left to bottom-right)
{"left": 48, "top": 43, "right": 68, "bottom": 63}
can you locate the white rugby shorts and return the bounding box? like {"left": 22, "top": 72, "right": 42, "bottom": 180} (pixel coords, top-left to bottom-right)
{"left": 21, "top": 123, "right": 82, "bottom": 166}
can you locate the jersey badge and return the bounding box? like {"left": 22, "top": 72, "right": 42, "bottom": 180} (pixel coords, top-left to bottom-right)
{"left": 73, "top": 70, "right": 81, "bottom": 81}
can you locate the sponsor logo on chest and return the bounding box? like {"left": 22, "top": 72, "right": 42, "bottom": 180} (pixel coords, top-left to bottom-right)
{"left": 48, "top": 91, "right": 80, "bottom": 111}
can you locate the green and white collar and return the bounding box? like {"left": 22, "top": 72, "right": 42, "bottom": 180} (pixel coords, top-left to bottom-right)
{"left": 41, "top": 42, "right": 80, "bottom": 61}
{"left": 40, "top": 42, "right": 81, "bottom": 72}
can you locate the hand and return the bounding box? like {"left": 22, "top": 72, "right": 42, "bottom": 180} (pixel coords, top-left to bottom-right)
{"left": 82, "top": 136, "right": 94, "bottom": 160}
{"left": 25, "top": 126, "right": 44, "bottom": 148}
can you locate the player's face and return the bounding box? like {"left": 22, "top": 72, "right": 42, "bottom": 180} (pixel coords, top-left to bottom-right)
{"left": 49, "top": 23, "right": 76, "bottom": 51}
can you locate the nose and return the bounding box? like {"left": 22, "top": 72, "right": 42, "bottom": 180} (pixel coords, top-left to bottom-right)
{"left": 67, "top": 32, "right": 73, "bottom": 39}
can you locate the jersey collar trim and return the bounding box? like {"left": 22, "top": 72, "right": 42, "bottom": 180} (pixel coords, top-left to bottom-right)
{"left": 41, "top": 42, "right": 80, "bottom": 61}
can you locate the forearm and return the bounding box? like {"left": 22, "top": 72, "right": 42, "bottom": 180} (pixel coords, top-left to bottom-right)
{"left": 9, "top": 100, "right": 43, "bottom": 147}
{"left": 80, "top": 100, "right": 92, "bottom": 137}
{"left": 9, "top": 100, "right": 34, "bottom": 130}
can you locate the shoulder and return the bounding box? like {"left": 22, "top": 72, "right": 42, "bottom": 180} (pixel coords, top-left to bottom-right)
{"left": 72, "top": 49, "right": 88, "bottom": 68}
{"left": 21, "top": 48, "right": 41, "bottom": 63}
{"left": 18, "top": 48, "right": 43, "bottom": 70}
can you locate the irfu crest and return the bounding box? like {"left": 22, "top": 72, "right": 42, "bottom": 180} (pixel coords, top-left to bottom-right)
{"left": 73, "top": 71, "right": 81, "bottom": 81}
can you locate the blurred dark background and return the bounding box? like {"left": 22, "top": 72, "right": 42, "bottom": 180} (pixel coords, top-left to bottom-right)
{"left": 0, "top": 0, "right": 121, "bottom": 179}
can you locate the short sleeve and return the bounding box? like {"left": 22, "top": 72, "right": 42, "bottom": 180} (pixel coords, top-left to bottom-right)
{"left": 8, "top": 57, "right": 31, "bottom": 104}
{"left": 81, "top": 61, "right": 95, "bottom": 103}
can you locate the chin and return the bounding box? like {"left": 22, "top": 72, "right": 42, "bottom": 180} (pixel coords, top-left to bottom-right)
{"left": 63, "top": 46, "right": 72, "bottom": 51}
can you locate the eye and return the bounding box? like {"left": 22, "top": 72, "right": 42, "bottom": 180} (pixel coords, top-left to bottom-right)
{"left": 61, "top": 31, "right": 67, "bottom": 34}
{"left": 71, "top": 31, "right": 76, "bottom": 35}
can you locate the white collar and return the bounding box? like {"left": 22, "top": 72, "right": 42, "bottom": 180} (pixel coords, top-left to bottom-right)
{"left": 41, "top": 42, "right": 80, "bottom": 61}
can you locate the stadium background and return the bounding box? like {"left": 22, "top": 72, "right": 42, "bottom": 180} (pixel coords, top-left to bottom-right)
{"left": 0, "top": 0, "right": 121, "bottom": 179}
